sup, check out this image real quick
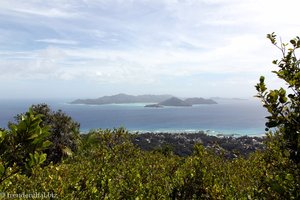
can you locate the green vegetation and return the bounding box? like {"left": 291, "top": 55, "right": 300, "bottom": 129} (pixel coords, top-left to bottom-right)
{"left": 11, "top": 104, "right": 80, "bottom": 164}
{"left": 256, "top": 32, "right": 300, "bottom": 164}
{"left": 0, "top": 109, "right": 51, "bottom": 182}
{"left": 0, "top": 34, "right": 299, "bottom": 199}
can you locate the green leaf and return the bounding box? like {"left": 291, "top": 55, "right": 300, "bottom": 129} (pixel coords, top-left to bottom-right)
{"left": 62, "top": 146, "right": 73, "bottom": 157}
{"left": 41, "top": 140, "right": 52, "bottom": 148}
{"left": 0, "top": 163, "right": 5, "bottom": 175}
{"left": 267, "top": 32, "right": 277, "bottom": 44}
{"left": 259, "top": 76, "right": 265, "bottom": 84}
{"left": 267, "top": 90, "right": 278, "bottom": 103}
{"left": 279, "top": 96, "right": 287, "bottom": 104}
{"left": 297, "top": 40, "right": 300, "bottom": 48}
{"left": 266, "top": 120, "right": 278, "bottom": 128}
{"left": 0, "top": 131, "right": 6, "bottom": 144}
{"left": 290, "top": 39, "right": 296, "bottom": 46}
{"left": 28, "top": 133, "right": 39, "bottom": 140}
{"left": 39, "top": 153, "right": 47, "bottom": 164}
{"left": 285, "top": 173, "right": 293, "bottom": 181}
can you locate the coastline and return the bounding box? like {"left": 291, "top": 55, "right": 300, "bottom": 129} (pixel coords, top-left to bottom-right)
{"left": 79, "top": 129, "right": 266, "bottom": 158}
{"left": 131, "top": 131, "right": 266, "bottom": 158}
{"left": 128, "top": 129, "right": 265, "bottom": 137}
{"left": 80, "top": 128, "right": 265, "bottom": 137}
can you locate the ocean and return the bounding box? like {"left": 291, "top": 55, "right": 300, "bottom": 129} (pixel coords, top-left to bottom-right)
{"left": 0, "top": 98, "right": 268, "bottom": 136}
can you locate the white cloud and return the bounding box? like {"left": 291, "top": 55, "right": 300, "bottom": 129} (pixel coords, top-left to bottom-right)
{"left": 0, "top": 47, "right": 66, "bottom": 79}
{"left": 0, "top": 1, "right": 78, "bottom": 18}
{"left": 36, "top": 39, "right": 78, "bottom": 45}
{"left": 0, "top": 0, "right": 299, "bottom": 98}
{"left": 12, "top": 8, "right": 76, "bottom": 18}
{"left": 0, "top": 33, "right": 286, "bottom": 84}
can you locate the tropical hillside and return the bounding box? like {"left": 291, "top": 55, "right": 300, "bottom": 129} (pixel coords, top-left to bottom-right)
{"left": 0, "top": 34, "right": 299, "bottom": 199}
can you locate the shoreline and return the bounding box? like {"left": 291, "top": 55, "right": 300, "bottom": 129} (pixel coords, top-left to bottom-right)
{"left": 79, "top": 129, "right": 266, "bottom": 158}
{"left": 130, "top": 130, "right": 265, "bottom": 137}
{"left": 131, "top": 132, "right": 266, "bottom": 158}
{"left": 80, "top": 128, "right": 266, "bottom": 138}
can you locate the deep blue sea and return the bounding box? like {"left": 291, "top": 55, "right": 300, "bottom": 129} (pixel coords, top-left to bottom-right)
{"left": 0, "top": 98, "right": 268, "bottom": 136}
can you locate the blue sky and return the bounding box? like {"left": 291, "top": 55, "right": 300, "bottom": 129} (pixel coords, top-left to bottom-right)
{"left": 0, "top": 0, "right": 299, "bottom": 99}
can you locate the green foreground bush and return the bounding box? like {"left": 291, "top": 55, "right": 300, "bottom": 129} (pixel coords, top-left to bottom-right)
{"left": 1, "top": 127, "right": 299, "bottom": 199}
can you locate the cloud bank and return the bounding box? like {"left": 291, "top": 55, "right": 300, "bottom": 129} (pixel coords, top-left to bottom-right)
{"left": 0, "top": 0, "right": 299, "bottom": 98}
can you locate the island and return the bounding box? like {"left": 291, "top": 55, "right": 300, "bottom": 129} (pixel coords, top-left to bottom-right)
{"left": 71, "top": 93, "right": 217, "bottom": 107}
{"left": 145, "top": 97, "right": 191, "bottom": 107}
{"left": 71, "top": 93, "right": 173, "bottom": 105}
{"left": 144, "top": 97, "right": 218, "bottom": 107}
{"left": 184, "top": 97, "right": 217, "bottom": 105}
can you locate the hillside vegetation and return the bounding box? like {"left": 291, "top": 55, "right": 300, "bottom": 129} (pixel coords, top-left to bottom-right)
{"left": 0, "top": 34, "right": 299, "bottom": 199}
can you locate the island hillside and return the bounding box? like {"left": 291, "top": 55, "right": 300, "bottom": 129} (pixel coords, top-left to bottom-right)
{"left": 145, "top": 97, "right": 218, "bottom": 107}
{"left": 71, "top": 93, "right": 173, "bottom": 105}
{"left": 185, "top": 97, "right": 217, "bottom": 105}
{"left": 158, "top": 97, "right": 192, "bottom": 107}
{"left": 71, "top": 93, "right": 217, "bottom": 106}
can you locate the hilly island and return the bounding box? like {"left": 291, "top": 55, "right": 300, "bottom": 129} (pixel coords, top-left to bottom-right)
{"left": 71, "top": 93, "right": 217, "bottom": 107}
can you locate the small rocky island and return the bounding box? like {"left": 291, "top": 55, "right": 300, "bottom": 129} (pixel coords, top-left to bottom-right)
{"left": 146, "top": 97, "right": 191, "bottom": 107}
{"left": 145, "top": 97, "right": 217, "bottom": 107}
{"left": 71, "top": 93, "right": 217, "bottom": 107}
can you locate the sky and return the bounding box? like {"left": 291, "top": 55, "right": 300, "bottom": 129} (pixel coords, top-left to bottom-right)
{"left": 0, "top": 0, "right": 300, "bottom": 99}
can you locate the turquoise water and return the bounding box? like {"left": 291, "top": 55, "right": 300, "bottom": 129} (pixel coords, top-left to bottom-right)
{"left": 0, "top": 98, "right": 268, "bottom": 136}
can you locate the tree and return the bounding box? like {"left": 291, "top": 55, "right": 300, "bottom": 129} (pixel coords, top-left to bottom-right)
{"left": 255, "top": 32, "right": 300, "bottom": 163}
{"left": 12, "top": 104, "right": 80, "bottom": 164}
{"left": 0, "top": 108, "right": 51, "bottom": 182}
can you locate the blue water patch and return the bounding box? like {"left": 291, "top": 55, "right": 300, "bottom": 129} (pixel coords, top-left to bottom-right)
{"left": 0, "top": 98, "right": 268, "bottom": 136}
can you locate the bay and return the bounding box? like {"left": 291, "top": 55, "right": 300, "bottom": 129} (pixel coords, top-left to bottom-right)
{"left": 0, "top": 98, "right": 268, "bottom": 136}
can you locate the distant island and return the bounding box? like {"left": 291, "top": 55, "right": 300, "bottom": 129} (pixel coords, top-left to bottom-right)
{"left": 145, "top": 97, "right": 191, "bottom": 107}
{"left": 71, "top": 93, "right": 172, "bottom": 105}
{"left": 144, "top": 97, "right": 217, "bottom": 107}
{"left": 71, "top": 93, "right": 217, "bottom": 107}
{"left": 184, "top": 97, "right": 218, "bottom": 105}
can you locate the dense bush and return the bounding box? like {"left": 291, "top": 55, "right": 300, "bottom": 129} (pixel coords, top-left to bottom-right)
{"left": 11, "top": 104, "right": 80, "bottom": 164}
{"left": 0, "top": 109, "right": 50, "bottom": 183}
{"left": 0, "top": 126, "right": 299, "bottom": 199}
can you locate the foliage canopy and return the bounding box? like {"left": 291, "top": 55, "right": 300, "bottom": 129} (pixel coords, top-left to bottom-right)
{"left": 12, "top": 104, "right": 80, "bottom": 164}
{"left": 255, "top": 32, "right": 300, "bottom": 163}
